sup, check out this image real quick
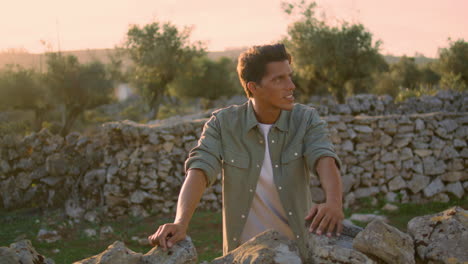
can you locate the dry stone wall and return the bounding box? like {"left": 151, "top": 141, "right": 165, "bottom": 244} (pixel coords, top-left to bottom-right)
{"left": 0, "top": 92, "right": 467, "bottom": 220}
{"left": 310, "top": 90, "right": 468, "bottom": 116}
{"left": 0, "top": 130, "right": 106, "bottom": 213}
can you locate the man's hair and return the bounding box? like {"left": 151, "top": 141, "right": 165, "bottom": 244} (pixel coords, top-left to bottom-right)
{"left": 237, "top": 43, "right": 292, "bottom": 98}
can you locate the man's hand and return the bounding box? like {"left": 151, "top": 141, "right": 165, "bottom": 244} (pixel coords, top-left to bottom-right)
{"left": 148, "top": 169, "right": 207, "bottom": 250}
{"left": 148, "top": 223, "right": 187, "bottom": 250}
{"left": 304, "top": 202, "right": 344, "bottom": 237}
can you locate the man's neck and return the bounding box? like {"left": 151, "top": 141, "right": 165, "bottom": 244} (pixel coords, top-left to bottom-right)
{"left": 251, "top": 99, "right": 281, "bottom": 124}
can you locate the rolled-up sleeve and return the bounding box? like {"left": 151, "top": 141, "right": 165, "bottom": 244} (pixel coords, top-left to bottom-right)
{"left": 304, "top": 109, "right": 342, "bottom": 175}
{"left": 185, "top": 114, "right": 222, "bottom": 187}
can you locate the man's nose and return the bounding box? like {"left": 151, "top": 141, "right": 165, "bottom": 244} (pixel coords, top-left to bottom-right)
{"left": 288, "top": 77, "right": 296, "bottom": 91}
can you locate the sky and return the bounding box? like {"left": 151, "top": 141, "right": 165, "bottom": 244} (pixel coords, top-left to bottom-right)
{"left": 1, "top": 0, "right": 467, "bottom": 57}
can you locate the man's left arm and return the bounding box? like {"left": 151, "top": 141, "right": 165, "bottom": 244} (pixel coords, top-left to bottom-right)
{"left": 302, "top": 108, "right": 344, "bottom": 237}
{"left": 304, "top": 156, "right": 344, "bottom": 237}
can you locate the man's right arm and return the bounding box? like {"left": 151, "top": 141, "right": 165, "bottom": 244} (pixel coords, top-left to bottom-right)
{"left": 148, "top": 168, "right": 207, "bottom": 249}
{"left": 149, "top": 114, "right": 223, "bottom": 249}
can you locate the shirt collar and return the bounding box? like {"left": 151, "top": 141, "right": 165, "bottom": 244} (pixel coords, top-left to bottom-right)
{"left": 245, "top": 99, "right": 290, "bottom": 132}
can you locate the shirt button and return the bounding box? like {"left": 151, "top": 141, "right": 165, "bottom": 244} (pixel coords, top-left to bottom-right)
{"left": 256, "top": 164, "right": 260, "bottom": 168}
{"left": 296, "top": 235, "right": 300, "bottom": 239}
{"left": 275, "top": 164, "right": 279, "bottom": 168}
{"left": 259, "top": 140, "right": 263, "bottom": 144}
{"left": 288, "top": 211, "right": 293, "bottom": 216}
{"left": 278, "top": 186, "right": 282, "bottom": 190}
{"left": 271, "top": 140, "right": 275, "bottom": 143}
{"left": 241, "top": 214, "right": 246, "bottom": 218}
{"left": 249, "top": 189, "right": 253, "bottom": 193}
{"left": 233, "top": 237, "right": 237, "bottom": 241}
{"left": 231, "top": 159, "right": 234, "bottom": 163}
{"left": 294, "top": 152, "right": 298, "bottom": 156}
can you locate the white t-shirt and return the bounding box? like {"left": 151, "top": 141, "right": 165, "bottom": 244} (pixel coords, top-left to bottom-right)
{"left": 240, "top": 123, "right": 294, "bottom": 243}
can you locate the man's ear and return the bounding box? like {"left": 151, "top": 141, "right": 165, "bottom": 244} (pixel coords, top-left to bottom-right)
{"left": 247, "top": 81, "right": 257, "bottom": 96}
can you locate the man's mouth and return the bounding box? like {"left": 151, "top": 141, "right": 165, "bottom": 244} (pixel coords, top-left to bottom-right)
{"left": 285, "top": 95, "right": 294, "bottom": 101}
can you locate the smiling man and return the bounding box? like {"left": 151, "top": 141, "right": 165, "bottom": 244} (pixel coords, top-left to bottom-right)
{"left": 148, "top": 43, "right": 343, "bottom": 260}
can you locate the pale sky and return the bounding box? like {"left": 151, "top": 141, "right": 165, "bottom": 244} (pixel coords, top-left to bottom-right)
{"left": 1, "top": 0, "right": 467, "bottom": 57}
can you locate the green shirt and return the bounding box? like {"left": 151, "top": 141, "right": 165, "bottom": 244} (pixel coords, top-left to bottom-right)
{"left": 185, "top": 99, "right": 342, "bottom": 259}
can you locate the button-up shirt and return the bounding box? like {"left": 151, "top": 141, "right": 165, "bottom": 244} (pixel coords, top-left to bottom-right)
{"left": 185, "top": 99, "right": 342, "bottom": 259}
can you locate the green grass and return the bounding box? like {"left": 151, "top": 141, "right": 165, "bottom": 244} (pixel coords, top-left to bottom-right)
{"left": 0, "top": 208, "right": 221, "bottom": 263}
{"left": 345, "top": 195, "right": 468, "bottom": 231}
{"left": 1, "top": 197, "right": 466, "bottom": 263}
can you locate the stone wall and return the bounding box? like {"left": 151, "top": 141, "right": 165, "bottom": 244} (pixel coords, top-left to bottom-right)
{"left": 310, "top": 90, "right": 468, "bottom": 116}
{"left": 0, "top": 130, "right": 106, "bottom": 213}
{"left": 0, "top": 92, "right": 467, "bottom": 220}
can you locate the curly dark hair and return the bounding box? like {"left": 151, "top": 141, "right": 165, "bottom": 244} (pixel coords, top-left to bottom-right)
{"left": 237, "top": 43, "right": 292, "bottom": 97}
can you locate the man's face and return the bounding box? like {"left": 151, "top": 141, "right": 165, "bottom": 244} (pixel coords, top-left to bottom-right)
{"left": 253, "top": 60, "right": 296, "bottom": 111}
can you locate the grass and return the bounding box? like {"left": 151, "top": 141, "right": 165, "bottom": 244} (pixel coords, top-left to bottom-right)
{"left": 1, "top": 197, "right": 466, "bottom": 263}
{"left": 344, "top": 195, "right": 468, "bottom": 231}
{"left": 0, "top": 208, "right": 222, "bottom": 263}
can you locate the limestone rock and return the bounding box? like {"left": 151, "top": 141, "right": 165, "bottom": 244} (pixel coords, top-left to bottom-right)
{"left": 0, "top": 178, "right": 20, "bottom": 209}
{"left": 37, "top": 229, "right": 61, "bottom": 243}
{"left": 141, "top": 236, "right": 197, "bottom": 264}
{"left": 354, "top": 187, "right": 379, "bottom": 199}
{"left": 354, "top": 125, "right": 373, "bottom": 133}
{"left": 99, "top": 226, "right": 114, "bottom": 240}
{"left": 388, "top": 176, "right": 406, "bottom": 191}
{"left": 15, "top": 172, "right": 32, "bottom": 190}
{"left": 441, "top": 171, "right": 465, "bottom": 182}
{"left": 385, "top": 192, "right": 399, "bottom": 203}
{"left": 445, "top": 181, "right": 465, "bottom": 199}
{"left": 307, "top": 221, "right": 374, "bottom": 264}
{"left": 423, "top": 178, "right": 445, "bottom": 197}
{"left": 45, "top": 153, "right": 68, "bottom": 176}
{"left": 130, "top": 190, "right": 150, "bottom": 204}
{"left": 382, "top": 203, "right": 399, "bottom": 212}
{"left": 350, "top": 214, "right": 388, "bottom": 224}
{"left": 0, "top": 246, "right": 20, "bottom": 264}
{"left": 65, "top": 199, "right": 85, "bottom": 219}
{"left": 3, "top": 240, "right": 55, "bottom": 264}
{"left": 423, "top": 156, "right": 447, "bottom": 175}
{"left": 431, "top": 193, "right": 450, "bottom": 203}
{"left": 210, "top": 230, "right": 302, "bottom": 264}
{"left": 353, "top": 219, "right": 415, "bottom": 264}
{"left": 82, "top": 169, "right": 106, "bottom": 190}
{"left": 407, "top": 206, "right": 468, "bottom": 263}
{"left": 73, "top": 241, "right": 142, "bottom": 264}
{"left": 408, "top": 174, "right": 430, "bottom": 194}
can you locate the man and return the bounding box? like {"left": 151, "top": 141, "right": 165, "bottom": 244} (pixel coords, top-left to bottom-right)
{"left": 148, "top": 44, "right": 343, "bottom": 260}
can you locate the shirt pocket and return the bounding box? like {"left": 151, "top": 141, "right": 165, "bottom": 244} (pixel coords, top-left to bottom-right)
{"left": 281, "top": 143, "right": 303, "bottom": 164}
{"left": 223, "top": 147, "right": 250, "bottom": 169}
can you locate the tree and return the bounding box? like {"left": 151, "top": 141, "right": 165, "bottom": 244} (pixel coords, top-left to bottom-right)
{"left": 0, "top": 65, "right": 50, "bottom": 131}
{"left": 44, "top": 53, "right": 114, "bottom": 136}
{"left": 282, "top": 0, "right": 387, "bottom": 102}
{"left": 419, "top": 64, "right": 440, "bottom": 88}
{"left": 169, "top": 56, "right": 240, "bottom": 106}
{"left": 123, "top": 21, "right": 204, "bottom": 120}
{"left": 371, "top": 71, "right": 399, "bottom": 98}
{"left": 437, "top": 39, "right": 468, "bottom": 89}
{"left": 389, "top": 56, "right": 421, "bottom": 89}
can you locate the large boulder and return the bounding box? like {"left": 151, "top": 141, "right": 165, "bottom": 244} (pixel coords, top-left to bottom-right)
{"left": 407, "top": 206, "right": 468, "bottom": 264}
{"left": 210, "top": 230, "right": 302, "bottom": 264}
{"left": 353, "top": 219, "right": 415, "bottom": 264}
